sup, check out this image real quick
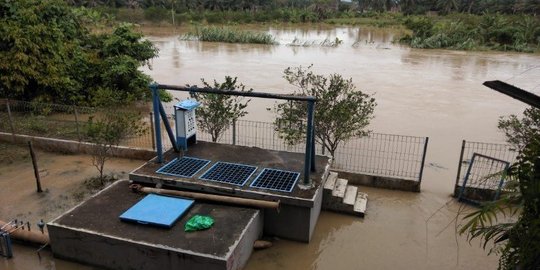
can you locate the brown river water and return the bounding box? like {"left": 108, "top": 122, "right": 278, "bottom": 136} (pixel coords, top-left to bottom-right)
{"left": 2, "top": 25, "right": 540, "bottom": 269}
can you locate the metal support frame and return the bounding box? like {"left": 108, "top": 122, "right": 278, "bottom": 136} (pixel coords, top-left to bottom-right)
{"left": 417, "top": 137, "right": 429, "bottom": 185}
{"left": 454, "top": 140, "right": 466, "bottom": 197}
{"left": 304, "top": 101, "right": 315, "bottom": 184}
{"left": 150, "top": 83, "right": 318, "bottom": 184}
{"left": 151, "top": 84, "right": 163, "bottom": 163}
{"left": 158, "top": 102, "right": 179, "bottom": 152}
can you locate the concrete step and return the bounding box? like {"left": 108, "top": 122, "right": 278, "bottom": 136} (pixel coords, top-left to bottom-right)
{"left": 324, "top": 172, "right": 338, "bottom": 191}
{"left": 343, "top": 185, "right": 358, "bottom": 205}
{"left": 354, "top": 192, "right": 368, "bottom": 217}
{"left": 332, "top": 178, "right": 348, "bottom": 198}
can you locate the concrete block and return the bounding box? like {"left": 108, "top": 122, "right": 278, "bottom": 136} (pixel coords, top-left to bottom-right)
{"left": 343, "top": 185, "right": 358, "bottom": 205}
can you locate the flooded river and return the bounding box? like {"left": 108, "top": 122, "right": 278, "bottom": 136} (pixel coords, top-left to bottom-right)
{"left": 2, "top": 25, "right": 540, "bottom": 269}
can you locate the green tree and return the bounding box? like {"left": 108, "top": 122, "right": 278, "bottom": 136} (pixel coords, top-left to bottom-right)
{"left": 189, "top": 76, "right": 251, "bottom": 142}
{"left": 274, "top": 65, "right": 376, "bottom": 157}
{"left": 460, "top": 107, "right": 540, "bottom": 270}
{"left": 0, "top": 0, "right": 161, "bottom": 106}
{"left": 85, "top": 108, "right": 145, "bottom": 184}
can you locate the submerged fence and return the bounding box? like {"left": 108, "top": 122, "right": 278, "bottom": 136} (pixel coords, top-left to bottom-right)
{"left": 1, "top": 99, "right": 428, "bottom": 182}
{"left": 455, "top": 140, "right": 517, "bottom": 187}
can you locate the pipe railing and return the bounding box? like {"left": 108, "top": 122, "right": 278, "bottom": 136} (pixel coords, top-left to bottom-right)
{"left": 150, "top": 83, "right": 317, "bottom": 185}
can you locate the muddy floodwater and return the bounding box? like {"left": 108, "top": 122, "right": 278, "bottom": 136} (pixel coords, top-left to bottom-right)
{"left": 3, "top": 25, "right": 540, "bottom": 269}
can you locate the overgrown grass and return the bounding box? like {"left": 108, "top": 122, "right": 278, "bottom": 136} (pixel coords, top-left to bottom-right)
{"left": 185, "top": 26, "right": 277, "bottom": 44}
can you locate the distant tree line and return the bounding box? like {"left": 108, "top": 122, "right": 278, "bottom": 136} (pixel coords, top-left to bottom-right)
{"left": 67, "top": 0, "right": 538, "bottom": 15}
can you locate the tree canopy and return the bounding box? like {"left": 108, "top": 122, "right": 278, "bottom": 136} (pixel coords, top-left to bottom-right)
{"left": 189, "top": 76, "right": 252, "bottom": 142}
{"left": 0, "top": 0, "right": 159, "bottom": 106}
{"left": 274, "top": 65, "right": 376, "bottom": 157}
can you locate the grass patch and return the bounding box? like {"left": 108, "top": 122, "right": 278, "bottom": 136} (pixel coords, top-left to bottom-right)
{"left": 185, "top": 26, "right": 277, "bottom": 44}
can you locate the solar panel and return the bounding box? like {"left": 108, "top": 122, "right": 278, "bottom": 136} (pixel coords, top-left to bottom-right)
{"left": 156, "top": 157, "right": 210, "bottom": 178}
{"left": 250, "top": 168, "right": 300, "bottom": 193}
{"left": 200, "top": 162, "right": 257, "bottom": 186}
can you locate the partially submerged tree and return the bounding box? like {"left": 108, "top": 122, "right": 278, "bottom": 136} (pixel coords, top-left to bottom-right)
{"left": 85, "top": 109, "right": 145, "bottom": 184}
{"left": 274, "top": 65, "right": 376, "bottom": 157}
{"left": 460, "top": 106, "right": 540, "bottom": 270}
{"left": 189, "top": 76, "right": 251, "bottom": 142}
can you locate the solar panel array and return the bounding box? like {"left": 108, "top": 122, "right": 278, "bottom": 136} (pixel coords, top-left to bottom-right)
{"left": 156, "top": 157, "right": 301, "bottom": 193}
{"left": 156, "top": 157, "right": 210, "bottom": 178}
{"left": 250, "top": 168, "right": 300, "bottom": 193}
{"left": 200, "top": 162, "right": 257, "bottom": 186}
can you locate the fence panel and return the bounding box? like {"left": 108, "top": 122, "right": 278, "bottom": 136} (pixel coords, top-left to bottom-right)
{"left": 332, "top": 133, "right": 428, "bottom": 181}
{"left": 1, "top": 99, "right": 428, "bottom": 181}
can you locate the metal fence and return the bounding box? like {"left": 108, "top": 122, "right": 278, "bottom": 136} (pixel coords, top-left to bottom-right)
{"left": 1, "top": 99, "right": 429, "bottom": 182}
{"left": 454, "top": 140, "right": 517, "bottom": 190}
{"left": 457, "top": 153, "right": 510, "bottom": 203}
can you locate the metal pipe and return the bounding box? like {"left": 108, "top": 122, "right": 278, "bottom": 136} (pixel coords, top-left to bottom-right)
{"left": 458, "top": 153, "right": 477, "bottom": 201}
{"left": 28, "top": 141, "right": 42, "bottom": 193}
{"left": 158, "top": 102, "right": 179, "bottom": 152}
{"left": 454, "top": 140, "right": 466, "bottom": 197}
{"left": 6, "top": 99, "right": 15, "bottom": 142}
{"left": 232, "top": 120, "right": 236, "bottom": 145}
{"left": 73, "top": 106, "right": 81, "bottom": 142}
{"left": 310, "top": 104, "right": 316, "bottom": 172}
{"left": 149, "top": 112, "right": 156, "bottom": 150}
{"left": 130, "top": 184, "right": 280, "bottom": 209}
{"left": 157, "top": 84, "right": 317, "bottom": 102}
{"left": 151, "top": 84, "right": 163, "bottom": 163}
{"left": 417, "top": 137, "right": 429, "bottom": 187}
{"left": 304, "top": 101, "right": 315, "bottom": 185}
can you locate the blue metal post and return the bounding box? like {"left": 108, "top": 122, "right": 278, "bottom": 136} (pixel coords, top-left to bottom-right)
{"left": 304, "top": 101, "right": 315, "bottom": 185}
{"left": 158, "top": 102, "right": 179, "bottom": 152}
{"left": 151, "top": 84, "right": 163, "bottom": 163}
{"left": 310, "top": 103, "right": 316, "bottom": 172}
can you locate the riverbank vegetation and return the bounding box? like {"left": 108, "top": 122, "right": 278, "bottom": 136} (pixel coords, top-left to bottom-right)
{"left": 68, "top": 0, "right": 539, "bottom": 53}
{"left": 400, "top": 14, "right": 540, "bottom": 52}
{"left": 185, "top": 26, "right": 277, "bottom": 44}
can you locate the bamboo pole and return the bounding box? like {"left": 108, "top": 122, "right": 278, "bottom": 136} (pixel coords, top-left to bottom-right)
{"left": 0, "top": 220, "right": 49, "bottom": 245}
{"left": 28, "top": 141, "right": 43, "bottom": 193}
{"left": 130, "top": 184, "right": 280, "bottom": 210}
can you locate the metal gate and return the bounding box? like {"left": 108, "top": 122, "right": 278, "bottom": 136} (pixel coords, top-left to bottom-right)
{"left": 457, "top": 153, "right": 510, "bottom": 205}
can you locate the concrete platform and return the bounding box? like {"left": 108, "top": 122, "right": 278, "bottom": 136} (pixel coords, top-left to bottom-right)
{"left": 48, "top": 180, "right": 263, "bottom": 270}
{"left": 129, "top": 141, "right": 331, "bottom": 242}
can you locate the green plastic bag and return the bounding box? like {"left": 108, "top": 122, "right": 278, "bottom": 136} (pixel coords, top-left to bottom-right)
{"left": 184, "top": 215, "right": 214, "bottom": 232}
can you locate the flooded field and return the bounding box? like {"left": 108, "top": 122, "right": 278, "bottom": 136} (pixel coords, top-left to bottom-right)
{"left": 2, "top": 25, "right": 540, "bottom": 269}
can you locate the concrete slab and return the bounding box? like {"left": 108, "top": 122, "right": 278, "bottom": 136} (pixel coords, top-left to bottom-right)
{"left": 48, "top": 180, "right": 263, "bottom": 270}
{"left": 129, "top": 142, "right": 332, "bottom": 242}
